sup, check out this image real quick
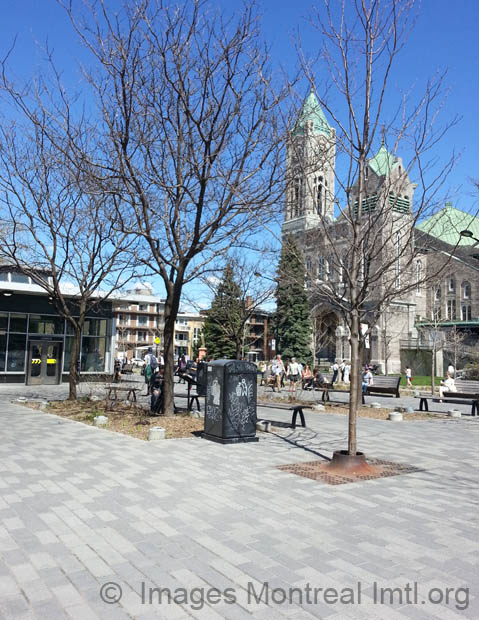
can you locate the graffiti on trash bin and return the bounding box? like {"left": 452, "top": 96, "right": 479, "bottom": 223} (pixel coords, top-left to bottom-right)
{"left": 206, "top": 377, "right": 221, "bottom": 422}
{"left": 228, "top": 377, "right": 255, "bottom": 431}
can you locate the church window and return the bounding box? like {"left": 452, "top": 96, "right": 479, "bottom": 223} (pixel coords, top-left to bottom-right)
{"left": 316, "top": 176, "right": 323, "bottom": 215}
{"left": 448, "top": 277, "right": 455, "bottom": 292}
{"left": 395, "top": 232, "right": 401, "bottom": 286}
{"left": 415, "top": 260, "right": 422, "bottom": 293}
{"left": 447, "top": 299, "right": 456, "bottom": 320}
{"left": 462, "top": 282, "right": 471, "bottom": 299}
{"left": 432, "top": 304, "right": 441, "bottom": 321}
{"left": 461, "top": 305, "right": 471, "bottom": 321}
{"left": 328, "top": 254, "right": 334, "bottom": 281}
{"left": 318, "top": 256, "right": 326, "bottom": 280}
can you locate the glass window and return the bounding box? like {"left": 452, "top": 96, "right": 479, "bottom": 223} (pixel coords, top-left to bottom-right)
{"left": 138, "top": 316, "right": 148, "bottom": 326}
{"left": 0, "top": 313, "right": 8, "bottom": 333}
{"left": 0, "top": 334, "right": 6, "bottom": 371}
{"left": 9, "top": 314, "right": 27, "bottom": 333}
{"left": 139, "top": 304, "right": 148, "bottom": 312}
{"left": 81, "top": 337, "right": 106, "bottom": 372}
{"left": 63, "top": 337, "right": 73, "bottom": 372}
{"left": 448, "top": 278, "right": 455, "bottom": 292}
{"left": 29, "top": 314, "right": 64, "bottom": 335}
{"left": 0, "top": 272, "right": 9, "bottom": 282}
{"left": 462, "top": 282, "right": 471, "bottom": 299}
{"left": 461, "top": 305, "right": 472, "bottom": 321}
{"left": 7, "top": 333, "right": 27, "bottom": 371}
{"left": 10, "top": 273, "right": 30, "bottom": 284}
{"left": 83, "top": 319, "right": 107, "bottom": 337}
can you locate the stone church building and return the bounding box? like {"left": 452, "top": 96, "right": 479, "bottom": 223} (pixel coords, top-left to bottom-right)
{"left": 282, "top": 91, "right": 479, "bottom": 374}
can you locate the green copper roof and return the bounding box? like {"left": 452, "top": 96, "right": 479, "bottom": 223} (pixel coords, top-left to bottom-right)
{"left": 292, "top": 91, "right": 332, "bottom": 137}
{"left": 368, "top": 144, "right": 396, "bottom": 177}
{"left": 416, "top": 204, "right": 479, "bottom": 247}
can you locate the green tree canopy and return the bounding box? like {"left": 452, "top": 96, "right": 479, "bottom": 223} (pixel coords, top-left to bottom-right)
{"left": 275, "top": 236, "right": 312, "bottom": 364}
{"left": 203, "top": 264, "right": 246, "bottom": 359}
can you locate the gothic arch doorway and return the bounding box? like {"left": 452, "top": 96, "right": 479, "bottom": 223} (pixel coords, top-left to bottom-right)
{"left": 314, "top": 312, "right": 338, "bottom": 363}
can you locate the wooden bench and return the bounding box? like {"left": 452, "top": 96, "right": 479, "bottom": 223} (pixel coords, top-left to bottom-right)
{"left": 257, "top": 402, "right": 311, "bottom": 429}
{"left": 121, "top": 364, "right": 134, "bottom": 374}
{"left": 416, "top": 380, "right": 479, "bottom": 416}
{"left": 105, "top": 384, "right": 141, "bottom": 408}
{"left": 366, "top": 375, "right": 401, "bottom": 398}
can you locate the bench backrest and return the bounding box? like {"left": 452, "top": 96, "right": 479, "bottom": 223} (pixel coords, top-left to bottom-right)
{"left": 370, "top": 376, "right": 400, "bottom": 388}
{"left": 454, "top": 380, "right": 479, "bottom": 394}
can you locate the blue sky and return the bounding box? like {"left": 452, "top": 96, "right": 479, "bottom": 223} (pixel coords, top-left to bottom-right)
{"left": 2, "top": 0, "right": 477, "bottom": 303}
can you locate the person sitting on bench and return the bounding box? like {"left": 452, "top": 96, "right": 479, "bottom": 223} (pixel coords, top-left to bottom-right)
{"left": 150, "top": 367, "right": 164, "bottom": 414}
{"left": 439, "top": 371, "right": 457, "bottom": 402}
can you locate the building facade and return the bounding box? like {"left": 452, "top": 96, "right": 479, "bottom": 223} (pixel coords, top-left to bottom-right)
{"left": 282, "top": 92, "right": 479, "bottom": 373}
{"left": 0, "top": 267, "right": 113, "bottom": 384}
{"left": 111, "top": 284, "right": 205, "bottom": 361}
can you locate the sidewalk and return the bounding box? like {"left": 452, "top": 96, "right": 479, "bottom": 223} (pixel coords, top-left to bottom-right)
{"left": 0, "top": 383, "right": 477, "bottom": 619}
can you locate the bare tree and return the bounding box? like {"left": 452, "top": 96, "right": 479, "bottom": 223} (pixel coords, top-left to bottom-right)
{"left": 0, "top": 123, "right": 140, "bottom": 398}
{"left": 293, "top": 0, "right": 459, "bottom": 455}
{"left": 42, "top": 0, "right": 288, "bottom": 415}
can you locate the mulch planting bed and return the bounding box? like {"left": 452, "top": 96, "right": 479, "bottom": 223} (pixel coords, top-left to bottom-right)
{"left": 23, "top": 399, "right": 204, "bottom": 440}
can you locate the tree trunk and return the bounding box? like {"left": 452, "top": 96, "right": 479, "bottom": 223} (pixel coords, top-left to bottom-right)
{"left": 162, "top": 287, "right": 182, "bottom": 417}
{"left": 68, "top": 327, "right": 81, "bottom": 400}
{"left": 348, "top": 309, "right": 360, "bottom": 456}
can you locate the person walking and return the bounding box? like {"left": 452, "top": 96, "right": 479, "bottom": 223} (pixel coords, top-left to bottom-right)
{"left": 362, "top": 366, "right": 373, "bottom": 395}
{"left": 331, "top": 361, "right": 339, "bottom": 385}
{"left": 339, "top": 360, "right": 346, "bottom": 381}
{"left": 271, "top": 354, "right": 285, "bottom": 392}
{"left": 343, "top": 361, "right": 351, "bottom": 383}
{"left": 404, "top": 366, "right": 412, "bottom": 388}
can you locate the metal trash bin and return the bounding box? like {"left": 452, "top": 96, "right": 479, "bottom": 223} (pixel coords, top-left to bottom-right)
{"left": 203, "top": 360, "right": 258, "bottom": 444}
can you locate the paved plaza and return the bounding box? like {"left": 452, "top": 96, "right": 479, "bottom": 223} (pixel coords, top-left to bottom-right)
{"left": 0, "top": 381, "right": 477, "bottom": 619}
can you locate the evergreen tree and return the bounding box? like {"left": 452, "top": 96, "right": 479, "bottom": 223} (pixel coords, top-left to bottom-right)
{"left": 203, "top": 264, "right": 246, "bottom": 359}
{"left": 275, "top": 236, "right": 313, "bottom": 364}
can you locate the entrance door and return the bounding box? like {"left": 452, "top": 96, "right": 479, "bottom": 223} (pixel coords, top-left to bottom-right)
{"left": 27, "top": 341, "right": 62, "bottom": 385}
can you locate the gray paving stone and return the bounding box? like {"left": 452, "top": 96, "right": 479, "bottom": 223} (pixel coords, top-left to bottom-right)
{"left": 0, "top": 386, "right": 477, "bottom": 619}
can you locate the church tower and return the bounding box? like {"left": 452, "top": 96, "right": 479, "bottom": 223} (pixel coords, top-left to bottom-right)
{"left": 282, "top": 90, "right": 336, "bottom": 237}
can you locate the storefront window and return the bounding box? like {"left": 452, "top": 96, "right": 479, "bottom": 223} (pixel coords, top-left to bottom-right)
{"left": 29, "top": 314, "right": 64, "bottom": 335}
{"left": 9, "top": 314, "right": 27, "bottom": 333}
{"left": 0, "top": 313, "right": 8, "bottom": 333}
{"left": 81, "top": 337, "right": 106, "bottom": 372}
{"left": 63, "top": 337, "right": 73, "bottom": 372}
{"left": 83, "top": 319, "right": 108, "bottom": 336}
{"left": 0, "top": 334, "right": 6, "bottom": 371}
{"left": 7, "top": 334, "right": 27, "bottom": 371}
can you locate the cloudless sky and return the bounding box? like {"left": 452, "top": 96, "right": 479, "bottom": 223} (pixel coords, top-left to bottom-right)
{"left": 1, "top": 0, "right": 478, "bottom": 303}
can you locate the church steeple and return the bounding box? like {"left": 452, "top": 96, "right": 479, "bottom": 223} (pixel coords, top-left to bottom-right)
{"left": 292, "top": 90, "right": 333, "bottom": 137}
{"left": 282, "top": 89, "right": 336, "bottom": 237}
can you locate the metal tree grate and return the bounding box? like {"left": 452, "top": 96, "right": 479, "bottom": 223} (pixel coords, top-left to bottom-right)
{"left": 276, "top": 458, "right": 424, "bottom": 485}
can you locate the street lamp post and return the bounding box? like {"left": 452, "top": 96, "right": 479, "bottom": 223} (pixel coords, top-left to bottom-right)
{"left": 459, "top": 229, "right": 479, "bottom": 245}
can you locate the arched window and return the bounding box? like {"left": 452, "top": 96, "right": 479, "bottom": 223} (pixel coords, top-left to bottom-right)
{"left": 448, "top": 277, "right": 455, "bottom": 293}
{"left": 317, "top": 176, "right": 323, "bottom": 215}
{"left": 434, "top": 286, "right": 441, "bottom": 301}
{"left": 462, "top": 281, "right": 471, "bottom": 299}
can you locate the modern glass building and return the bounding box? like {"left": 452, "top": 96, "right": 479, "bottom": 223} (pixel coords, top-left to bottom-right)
{"left": 0, "top": 271, "right": 113, "bottom": 384}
